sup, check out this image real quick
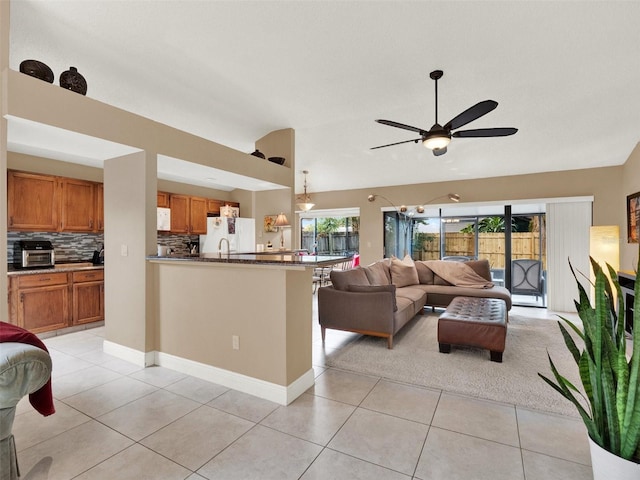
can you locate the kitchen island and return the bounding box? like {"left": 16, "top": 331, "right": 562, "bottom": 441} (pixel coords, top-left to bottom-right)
{"left": 136, "top": 253, "right": 351, "bottom": 405}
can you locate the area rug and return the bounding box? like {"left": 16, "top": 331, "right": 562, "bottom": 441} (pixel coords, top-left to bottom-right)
{"left": 325, "top": 312, "right": 585, "bottom": 417}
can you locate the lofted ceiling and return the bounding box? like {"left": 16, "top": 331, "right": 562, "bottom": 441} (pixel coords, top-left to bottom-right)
{"left": 7, "top": 1, "right": 640, "bottom": 195}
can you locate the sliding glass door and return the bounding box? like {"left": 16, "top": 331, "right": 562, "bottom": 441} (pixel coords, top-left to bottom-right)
{"left": 382, "top": 205, "right": 547, "bottom": 307}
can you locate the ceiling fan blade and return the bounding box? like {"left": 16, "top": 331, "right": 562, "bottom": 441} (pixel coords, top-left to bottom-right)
{"left": 433, "top": 146, "right": 447, "bottom": 156}
{"left": 370, "top": 138, "right": 422, "bottom": 150}
{"left": 376, "top": 119, "right": 426, "bottom": 134}
{"left": 444, "top": 100, "right": 498, "bottom": 131}
{"left": 452, "top": 127, "right": 518, "bottom": 138}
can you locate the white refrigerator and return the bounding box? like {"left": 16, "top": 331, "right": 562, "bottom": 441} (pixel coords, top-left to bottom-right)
{"left": 200, "top": 217, "right": 256, "bottom": 253}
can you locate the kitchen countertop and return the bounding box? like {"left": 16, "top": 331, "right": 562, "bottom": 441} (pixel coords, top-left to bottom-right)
{"left": 148, "top": 253, "right": 353, "bottom": 267}
{"left": 7, "top": 262, "right": 104, "bottom": 276}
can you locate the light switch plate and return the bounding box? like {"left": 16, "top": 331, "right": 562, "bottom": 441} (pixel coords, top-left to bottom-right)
{"left": 121, "top": 244, "right": 128, "bottom": 256}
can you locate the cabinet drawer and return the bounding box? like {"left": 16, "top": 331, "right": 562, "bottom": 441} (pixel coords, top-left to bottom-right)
{"left": 73, "top": 270, "right": 104, "bottom": 283}
{"left": 18, "top": 272, "right": 68, "bottom": 288}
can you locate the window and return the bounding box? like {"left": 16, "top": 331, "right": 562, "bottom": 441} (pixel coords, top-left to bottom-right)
{"left": 301, "top": 216, "right": 359, "bottom": 255}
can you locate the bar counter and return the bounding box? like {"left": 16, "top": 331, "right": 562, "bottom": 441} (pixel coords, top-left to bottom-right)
{"left": 136, "top": 252, "right": 352, "bottom": 406}
{"left": 146, "top": 252, "right": 352, "bottom": 267}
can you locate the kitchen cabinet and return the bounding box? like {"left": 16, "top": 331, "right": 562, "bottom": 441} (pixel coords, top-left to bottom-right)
{"left": 170, "top": 194, "right": 190, "bottom": 233}
{"left": 72, "top": 270, "right": 104, "bottom": 325}
{"left": 10, "top": 272, "right": 70, "bottom": 333}
{"left": 8, "top": 170, "right": 104, "bottom": 233}
{"left": 190, "top": 196, "right": 208, "bottom": 234}
{"left": 7, "top": 171, "right": 60, "bottom": 231}
{"left": 207, "top": 200, "right": 240, "bottom": 216}
{"left": 207, "top": 199, "right": 221, "bottom": 215}
{"left": 96, "top": 183, "right": 104, "bottom": 231}
{"left": 169, "top": 194, "right": 208, "bottom": 234}
{"left": 61, "top": 178, "right": 96, "bottom": 232}
{"left": 157, "top": 191, "right": 170, "bottom": 208}
{"left": 8, "top": 267, "right": 105, "bottom": 333}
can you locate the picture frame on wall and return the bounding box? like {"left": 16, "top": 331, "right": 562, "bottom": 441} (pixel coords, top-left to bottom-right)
{"left": 627, "top": 191, "right": 640, "bottom": 243}
{"left": 264, "top": 215, "right": 277, "bottom": 233}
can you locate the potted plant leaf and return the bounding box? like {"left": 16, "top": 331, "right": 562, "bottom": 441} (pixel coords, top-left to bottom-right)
{"left": 539, "top": 257, "right": 640, "bottom": 478}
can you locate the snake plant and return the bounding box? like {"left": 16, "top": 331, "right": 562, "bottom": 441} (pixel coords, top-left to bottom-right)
{"left": 539, "top": 256, "right": 640, "bottom": 462}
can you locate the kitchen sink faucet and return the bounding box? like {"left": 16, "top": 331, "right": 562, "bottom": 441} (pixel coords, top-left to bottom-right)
{"left": 218, "top": 237, "right": 230, "bottom": 255}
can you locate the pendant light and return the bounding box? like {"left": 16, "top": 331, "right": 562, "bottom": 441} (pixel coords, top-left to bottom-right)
{"left": 296, "top": 170, "right": 315, "bottom": 212}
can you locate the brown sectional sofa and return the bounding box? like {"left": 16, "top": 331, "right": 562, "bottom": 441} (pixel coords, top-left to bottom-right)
{"left": 318, "top": 257, "right": 511, "bottom": 349}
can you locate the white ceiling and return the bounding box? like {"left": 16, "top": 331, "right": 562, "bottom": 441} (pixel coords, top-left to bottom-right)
{"left": 7, "top": 1, "right": 640, "bottom": 194}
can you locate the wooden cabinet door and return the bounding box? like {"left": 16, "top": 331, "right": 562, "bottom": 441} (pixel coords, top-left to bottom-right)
{"left": 7, "top": 171, "right": 60, "bottom": 231}
{"left": 190, "top": 197, "right": 208, "bottom": 234}
{"left": 170, "top": 194, "right": 190, "bottom": 233}
{"left": 157, "top": 191, "right": 170, "bottom": 208}
{"left": 73, "top": 281, "right": 104, "bottom": 325}
{"left": 18, "top": 284, "right": 70, "bottom": 333}
{"left": 61, "top": 178, "right": 96, "bottom": 232}
{"left": 207, "top": 199, "right": 221, "bottom": 216}
{"left": 96, "top": 183, "right": 104, "bottom": 232}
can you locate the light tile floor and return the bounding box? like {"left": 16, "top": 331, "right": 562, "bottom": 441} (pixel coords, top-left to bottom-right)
{"left": 12, "top": 304, "right": 593, "bottom": 479}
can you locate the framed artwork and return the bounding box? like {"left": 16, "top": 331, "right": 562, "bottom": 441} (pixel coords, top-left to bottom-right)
{"left": 264, "top": 215, "right": 277, "bottom": 233}
{"left": 627, "top": 192, "right": 640, "bottom": 243}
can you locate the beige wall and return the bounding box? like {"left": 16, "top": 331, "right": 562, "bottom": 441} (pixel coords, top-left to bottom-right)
{"left": 6, "top": 70, "right": 292, "bottom": 191}
{"left": 254, "top": 189, "right": 294, "bottom": 250}
{"left": 104, "top": 151, "right": 157, "bottom": 352}
{"left": 622, "top": 142, "right": 640, "bottom": 271}
{"left": 0, "top": 1, "right": 10, "bottom": 318}
{"left": 307, "top": 165, "right": 624, "bottom": 266}
{"left": 154, "top": 261, "right": 312, "bottom": 386}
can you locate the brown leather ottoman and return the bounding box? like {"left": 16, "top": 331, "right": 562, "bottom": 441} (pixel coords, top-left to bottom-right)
{"left": 438, "top": 297, "right": 507, "bottom": 362}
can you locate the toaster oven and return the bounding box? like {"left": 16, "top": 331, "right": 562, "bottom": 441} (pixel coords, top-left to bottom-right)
{"left": 13, "top": 240, "right": 55, "bottom": 269}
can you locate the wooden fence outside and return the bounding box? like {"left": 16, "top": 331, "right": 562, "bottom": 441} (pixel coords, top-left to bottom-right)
{"left": 302, "top": 232, "right": 359, "bottom": 254}
{"left": 415, "top": 232, "right": 545, "bottom": 269}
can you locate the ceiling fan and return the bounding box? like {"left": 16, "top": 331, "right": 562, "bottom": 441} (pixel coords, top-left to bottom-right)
{"left": 372, "top": 70, "right": 517, "bottom": 156}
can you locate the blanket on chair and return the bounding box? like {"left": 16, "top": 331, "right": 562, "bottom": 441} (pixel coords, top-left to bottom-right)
{"left": 424, "top": 261, "right": 494, "bottom": 289}
{"left": 0, "top": 322, "right": 55, "bottom": 416}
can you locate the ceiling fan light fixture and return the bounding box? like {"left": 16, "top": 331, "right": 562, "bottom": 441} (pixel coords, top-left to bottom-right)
{"left": 423, "top": 133, "right": 451, "bottom": 150}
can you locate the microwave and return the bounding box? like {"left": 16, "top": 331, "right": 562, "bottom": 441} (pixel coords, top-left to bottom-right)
{"left": 13, "top": 240, "right": 55, "bottom": 269}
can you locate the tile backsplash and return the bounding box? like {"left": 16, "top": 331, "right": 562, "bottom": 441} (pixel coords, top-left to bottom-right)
{"left": 156, "top": 233, "right": 200, "bottom": 255}
{"left": 8, "top": 231, "right": 104, "bottom": 263}
{"left": 8, "top": 231, "right": 199, "bottom": 264}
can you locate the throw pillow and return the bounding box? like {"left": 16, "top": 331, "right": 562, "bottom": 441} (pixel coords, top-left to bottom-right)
{"left": 330, "top": 267, "right": 369, "bottom": 291}
{"left": 390, "top": 255, "right": 419, "bottom": 287}
{"left": 363, "top": 261, "right": 391, "bottom": 285}
{"left": 347, "top": 284, "right": 397, "bottom": 311}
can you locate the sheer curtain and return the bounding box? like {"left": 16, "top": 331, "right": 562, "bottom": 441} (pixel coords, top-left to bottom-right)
{"left": 546, "top": 201, "right": 592, "bottom": 312}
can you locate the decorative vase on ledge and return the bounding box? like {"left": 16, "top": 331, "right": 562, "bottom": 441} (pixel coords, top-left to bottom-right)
{"left": 19, "top": 59, "right": 54, "bottom": 83}
{"left": 59, "top": 66, "right": 87, "bottom": 95}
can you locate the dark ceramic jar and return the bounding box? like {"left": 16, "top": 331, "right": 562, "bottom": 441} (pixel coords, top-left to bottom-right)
{"left": 59, "top": 66, "right": 87, "bottom": 95}
{"left": 19, "top": 60, "right": 54, "bottom": 83}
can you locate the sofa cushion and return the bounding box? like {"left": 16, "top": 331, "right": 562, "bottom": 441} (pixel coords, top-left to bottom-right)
{"left": 390, "top": 255, "right": 419, "bottom": 287}
{"left": 363, "top": 261, "right": 391, "bottom": 285}
{"left": 464, "top": 259, "right": 492, "bottom": 282}
{"left": 330, "top": 267, "right": 370, "bottom": 291}
{"left": 348, "top": 284, "right": 397, "bottom": 311}
{"left": 415, "top": 261, "right": 434, "bottom": 284}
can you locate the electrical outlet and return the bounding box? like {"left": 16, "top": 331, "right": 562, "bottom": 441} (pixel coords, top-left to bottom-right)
{"left": 232, "top": 335, "right": 240, "bottom": 350}
{"left": 121, "top": 244, "right": 128, "bottom": 256}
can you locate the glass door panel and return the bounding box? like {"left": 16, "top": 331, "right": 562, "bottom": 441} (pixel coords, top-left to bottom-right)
{"left": 442, "top": 217, "right": 476, "bottom": 259}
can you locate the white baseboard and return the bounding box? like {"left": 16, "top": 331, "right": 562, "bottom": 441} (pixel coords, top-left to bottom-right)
{"left": 103, "top": 340, "right": 154, "bottom": 367}
{"left": 103, "top": 341, "right": 314, "bottom": 405}
{"left": 156, "top": 351, "right": 315, "bottom": 405}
